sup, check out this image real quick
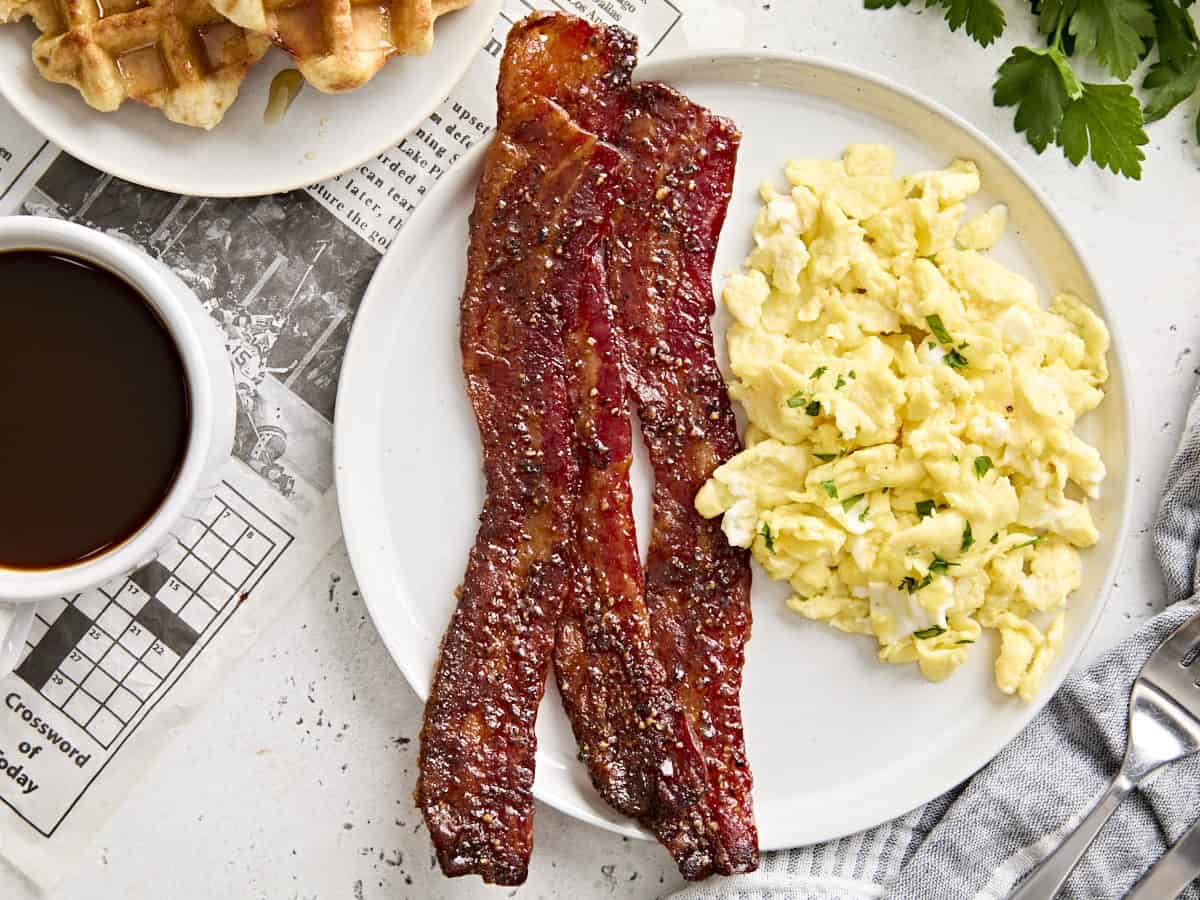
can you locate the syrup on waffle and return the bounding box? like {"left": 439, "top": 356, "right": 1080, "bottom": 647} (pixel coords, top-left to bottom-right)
{"left": 210, "top": 0, "right": 471, "bottom": 93}
{"left": 4, "top": 0, "right": 268, "bottom": 128}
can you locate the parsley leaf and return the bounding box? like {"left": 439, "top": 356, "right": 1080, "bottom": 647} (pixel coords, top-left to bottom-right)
{"left": 990, "top": 532, "right": 1000, "bottom": 544}
{"left": 814, "top": 452, "right": 839, "bottom": 462}
{"left": 1144, "top": 55, "right": 1200, "bottom": 122}
{"left": 842, "top": 493, "right": 866, "bottom": 512}
{"left": 974, "top": 455, "right": 994, "bottom": 478}
{"left": 806, "top": 400, "right": 822, "bottom": 417}
{"left": 1150, "top": 0, "right": 1200, "bottom": 68}
{"left": 835, "top": 374, "right": 846, "bottom": 389}
{"left": 994, "top": 46, "right": 1078, "bottom": 152}
{"left": 760, "top": 523, "right": 776, "bottom": 553}
{"left": 1035, "top": 0, "right": 1076, "bottom": 38}
{"left": 962, "top": 521, "right": 975, "bottom": 552}
{"left": 1015, "top": 534, "right": 1045, "bottom": 549}
{"left": 942, "top": 0, "right": 1006, "bottom": 46}
{"left": 786, "top": 392, "right": 807, "bottom": 409}
{"left": 811, "top": 366, "right": 827, "bottom": 379}
{"left": 898, "top": 574, "right": 933, "bottom": 593}
{"left": 821, "top": 480, "right": 839, "bottom": 499}
{"left": 915, "top": 499, "right": 936, "bottom": 519}
{"left": 956, "top": 639, "right": 976, "bottom": 645}
{"left": 869, "top": 0, "right": 1006, "bottom": 46}
{"left": 1069, "top": 0, "right": 1156, "bottom": 80}
{"left": 926, "top": 314, "right": 953, "bottom": 344}
{"left": 913, "top": 625, "right": 947, "bottom": 639}
{"left": 944, "top": 349, "right": 969, "bottom": 370}
{"left": 1057, "top": 82, "right": 1149, "bottom": 178}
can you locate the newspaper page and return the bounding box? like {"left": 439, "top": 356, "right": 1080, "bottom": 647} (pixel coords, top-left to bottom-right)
{"left": 0, "top": 0, "right": 683, "bottom": 888}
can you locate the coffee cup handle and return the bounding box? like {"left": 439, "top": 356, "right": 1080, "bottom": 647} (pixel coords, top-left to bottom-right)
{"left": 0, "top": 602, "right": 36, "bottom": 679}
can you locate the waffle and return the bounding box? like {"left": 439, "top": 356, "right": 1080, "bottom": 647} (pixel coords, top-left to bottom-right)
{"left": 5, "top": 0, "right": 269, "bottom": 129}
{"left": 1, "top": 0, "right": 56, "bottom": 30}
{"left": 210, "top": 0, "right": 471, "bottom": 93}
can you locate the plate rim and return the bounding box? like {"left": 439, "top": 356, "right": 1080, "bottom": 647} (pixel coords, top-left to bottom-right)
{"left": 0, "top": 0, "right": 502, "bottom": 198}
{"left": 334, "top": 48, "right": 1136, "bottom": 850}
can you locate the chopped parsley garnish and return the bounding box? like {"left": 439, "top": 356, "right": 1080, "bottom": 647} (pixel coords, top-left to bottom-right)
{"left": 841, "top": 493, "right": 865, "bottom": 512}
{"left": 961, "top": 522, "right": 975, "bottom": 552}
{"left": 806, "top": 400, "right": 822, "bottom": 416}
{"left": 956, "top": 639, "right": 976, "bottom": 645}
{"left": 760, "top": 523, "right": 776, "bottom": 553}
{"left": 928, "top": 553, "right": 959, "bottom": 576}
{"left": 990, "top": 532, "right": 1000, "bottom": 544}
{"left": 786, "top": 392, "right": 807, "bottom": 409}
{"left": 835, "top": 374, "right": 846, "bottom": 389}
{"left": 1015, "top": 534, "right": 1044, "bottom": 550}
{"left": 821, "top": 480, "right": 839, "bottom": 499}
{"left": 915, "top": 499, "right": 935, "bottom": 519}
{"left": 927, "top": 340, "right": 937, "bottom": 350}
{"left": 944, "top": 348, "right": 969, "bottom": 370}
{"left": 813, "top": 452, "right": 839, "bottom": 463}
{"left": 849, "top": 370, "right": 857, "bottom": 379}
{"left": 925, "top": 314, "right": 953, "bottom": 344}
{"left": 881, "top": 486, "right": 890, "bottom": 494}
{"left": 974, "top": 455, "right": 994, "bottom": 478}
{"left": 898, "top": 574, "right": 933, "bottom": 593}
{"left": 811, "top": 366, "right": 827, "bottom": 379}
{"left": 913, "top": 625, "right": 947, "bottom": 640}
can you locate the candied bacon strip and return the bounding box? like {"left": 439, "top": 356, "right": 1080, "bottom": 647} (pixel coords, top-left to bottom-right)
{"left": 554, "top": 221, "right": 708, "bottom": 821}
{"left": 415, "top": 94, "right": 622, "bottom": 887}
{"left": 495, "top": 15, "right": 709, "bottom": 826}
{"left": 502, "top": 13, "right": 759, "bottom": 879}
{"left": 610, "top": 82, "right": 758, "bottom": 880}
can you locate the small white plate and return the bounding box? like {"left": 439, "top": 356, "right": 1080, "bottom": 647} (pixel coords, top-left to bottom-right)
{"left": 0, "top": 0, "right": 501, "bottom": 197}
{"left": 334, "top": 52, "right": 1133, "bottom": 850}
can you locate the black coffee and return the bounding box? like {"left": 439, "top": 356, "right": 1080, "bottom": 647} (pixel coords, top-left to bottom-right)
{"left": 0, "top": 250, "right": 190, "bottom": 569}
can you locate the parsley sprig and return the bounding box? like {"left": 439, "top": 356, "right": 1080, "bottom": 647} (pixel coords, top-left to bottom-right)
{"left": 867, "top": 0, "right": 1199, "bottom": 179}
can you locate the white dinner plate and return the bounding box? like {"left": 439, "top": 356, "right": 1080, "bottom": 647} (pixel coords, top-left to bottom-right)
{"left": 334, "top": 52, "right": 1133, "bottom": 850}
{"left": 0, "top": 0, "right": 501, "bottom": 197}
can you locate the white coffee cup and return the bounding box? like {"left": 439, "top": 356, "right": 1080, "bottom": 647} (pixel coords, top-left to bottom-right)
{"left": 0, "top": 217, "right": 235, "bottom": 676}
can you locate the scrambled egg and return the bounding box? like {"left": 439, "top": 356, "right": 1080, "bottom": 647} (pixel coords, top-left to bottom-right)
{"left": 695, "top": 145, "right": 1109, "bottom": 699}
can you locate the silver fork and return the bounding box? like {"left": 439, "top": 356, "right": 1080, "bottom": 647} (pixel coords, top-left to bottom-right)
{"left": 1009, "top": 607, "right": 1200, "bottom": 900}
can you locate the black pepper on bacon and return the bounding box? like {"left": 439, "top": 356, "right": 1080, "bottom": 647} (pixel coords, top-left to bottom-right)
{"left": 607, "top": 82, "right": 758, "bottom": 879}
{"left": 496, "top": 17, "right": 710, "bottom": 829}
{"left": 501, "top": 13, "right": 760, "bottom": 880}
{"left": 415, "top": 94, "right": 623, "bottom": 886}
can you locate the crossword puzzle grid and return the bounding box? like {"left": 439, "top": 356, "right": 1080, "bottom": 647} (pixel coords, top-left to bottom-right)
{"left": 15, "top": 486, "right": 292, "bottom": 750}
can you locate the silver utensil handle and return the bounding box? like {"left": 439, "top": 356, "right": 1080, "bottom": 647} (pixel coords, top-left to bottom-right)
{"left": 1009, "top": 773, "right": 1135, "bottom": 900}
{"left": 1128, "top": 814, "right": 1200, "bottom": 900}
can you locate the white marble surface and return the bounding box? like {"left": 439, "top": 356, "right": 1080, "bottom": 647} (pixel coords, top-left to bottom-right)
{"left": 3, "top": 2, "right": 1199, "bottom": 898}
